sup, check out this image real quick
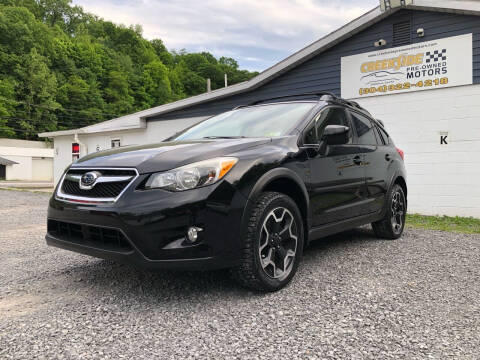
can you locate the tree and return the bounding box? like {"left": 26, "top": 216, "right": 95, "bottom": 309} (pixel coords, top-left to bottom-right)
{"left": 173, "top": 60, "right": 206, "bottom": 96}
{"left": 37, "top": 0, "right": 85, "bottom": 32}
{"left": 15, "top": 48, "right": 59, "bottom": 138}
{"left": 0, "top": 1, "right": 258, "bottom": 139}
{"left": 151, "top": 39, "right": 174, "bottom": 67}
{"left": 167, "top": 70, "right": 185, "bottom": 100}
{"left": 142, "top": 61, "right": 173, "bottom": 106}
{"left": 104, "top": 70, "right": 133, "bottom": 115}
{"left": 56, "top": 75, "right": 105, "bottom": 128}
{"left": 0, "top": 78, "right": 17, "bottom": 137}
{"left": 219, "top": 57, "right": 238, "bottom": 69}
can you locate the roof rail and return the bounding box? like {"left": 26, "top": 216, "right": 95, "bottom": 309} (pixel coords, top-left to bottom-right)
{"left": 234, "top": 92, "right": 338, "bottom": 109}
{"left": 346, "top": 100, "right": 361, "bottom": 108}
{"left": 335, "top": 98, "right": 370, "bottom": 114}
{"left": 232, "top": 92, "right": 371, "bottom": 115}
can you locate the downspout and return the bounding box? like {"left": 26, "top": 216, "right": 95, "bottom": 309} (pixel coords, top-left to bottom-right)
{"left": 74, "top": 133, "right": 87, "bottom": 156}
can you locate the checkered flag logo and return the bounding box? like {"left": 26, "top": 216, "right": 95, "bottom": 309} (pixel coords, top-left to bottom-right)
{"left": 426, "top": 49, "right": 447, "bottom": 63}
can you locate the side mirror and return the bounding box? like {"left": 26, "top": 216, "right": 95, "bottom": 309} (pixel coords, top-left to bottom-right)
{"left": 322, "top": 125, "right": 350, "bottom": 145}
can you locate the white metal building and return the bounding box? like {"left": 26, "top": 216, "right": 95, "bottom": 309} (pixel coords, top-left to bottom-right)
{"left": 0, "top": 139, "right": 54, "bottom": 181}
{"left": 39, "top": 0, "right": 480, "bottom": 217}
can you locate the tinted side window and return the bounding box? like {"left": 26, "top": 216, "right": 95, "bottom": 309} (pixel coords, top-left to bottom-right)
{"left": 304, "top": 108, "right": 351, "bottom": 144}
{"left": 350, "top": 112, "right": 377, "bottom": 145}
{"left": 318, "top": 108, "right": 352, "bottom": 143}
{"left": 378, "top": 126, "right": 390, "bottom": 144}
{"left": 304, "top": 123, "right": 317, "bottom": 144}
{"left": 373, "top": 126, "right": 385, "bottom": 145}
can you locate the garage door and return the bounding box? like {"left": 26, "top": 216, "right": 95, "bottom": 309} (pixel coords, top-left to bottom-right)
{"left": 32, "top": 158, "right": 53, "bottom": 181}
{"left": 357, "top": 85, "right": 480, "bottom": 218}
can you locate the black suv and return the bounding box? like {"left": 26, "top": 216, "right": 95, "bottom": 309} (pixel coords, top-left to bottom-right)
{"left": 46, "top": 93, "right": 407, "bottom": 291}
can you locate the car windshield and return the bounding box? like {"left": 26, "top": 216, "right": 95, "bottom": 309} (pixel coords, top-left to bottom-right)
{"left": 172, "top": 102, "right": 316, "bottom": 140}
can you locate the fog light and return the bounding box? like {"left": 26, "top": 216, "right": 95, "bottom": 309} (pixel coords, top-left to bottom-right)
{"left": 187, "top": 226, "right": 203, "bottom": 243}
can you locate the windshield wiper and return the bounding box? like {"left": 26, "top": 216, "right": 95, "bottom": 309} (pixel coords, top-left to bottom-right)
{"left": 202, "top": 136, "right": 247, "bottom": 139}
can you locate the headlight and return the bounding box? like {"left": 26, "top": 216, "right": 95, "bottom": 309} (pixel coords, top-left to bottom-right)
{"left": 145, "top": 157, "right": 238, "bottom": 191}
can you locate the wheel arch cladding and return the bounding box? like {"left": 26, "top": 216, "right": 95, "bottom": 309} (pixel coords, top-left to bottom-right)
{"left": 246, "top": 168, "right": 310, "bottom": 246}
{"left": 394, "top": 176, "right": 407, "bottom": 203}
{"left": 263, "top": 178, "right": 308, "bottom": 225}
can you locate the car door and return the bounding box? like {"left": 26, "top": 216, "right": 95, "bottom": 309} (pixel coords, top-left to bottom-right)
{"left": 348, "top": 110, "right": 390, "bottom": 214}
{"left": 305, "top": 106, "right": 367, "bottom": 226}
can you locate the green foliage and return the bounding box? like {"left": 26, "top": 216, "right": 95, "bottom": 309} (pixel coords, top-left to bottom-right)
{"left": 406, "top": 214, "right": 480, "bottom": 234}
{"left": 0, "top": 0, "right": 258, "bottom": 139}
{"left": 142, "top": 61, "right": 173, "bottom": 106}
{"left": 15, "top": 48, "right": 60, "bottom": 137}
{"left": 0, "top": 77, "right": 17, "bottom": 137}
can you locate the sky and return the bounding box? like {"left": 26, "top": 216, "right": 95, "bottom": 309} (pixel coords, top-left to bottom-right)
{"left": 73, "top": 0, "right": 379, "bottom": 72}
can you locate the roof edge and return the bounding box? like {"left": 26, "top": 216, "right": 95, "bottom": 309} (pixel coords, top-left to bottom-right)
{"left": 39, "top": 119, "right": 146, "bottom": 138}
{"left": 38, "top": 128, "right": 84, "bottom": 138}
{"left": 0, "top": 156, "right": 19, "bottom": 165}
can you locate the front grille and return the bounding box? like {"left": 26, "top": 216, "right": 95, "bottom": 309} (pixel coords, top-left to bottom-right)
{"left": 62, "top": 179, "right": 126, "bottom": 198}
{"left": 48, "top": 220, "right": 133, "bottom": 252}
{"left": 59, "top": 168, "right": 136, "bottom": 200}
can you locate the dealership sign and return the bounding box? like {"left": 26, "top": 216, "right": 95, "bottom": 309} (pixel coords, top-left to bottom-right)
{"left": 341, "top": 33, "right": 473, "bottom": 98}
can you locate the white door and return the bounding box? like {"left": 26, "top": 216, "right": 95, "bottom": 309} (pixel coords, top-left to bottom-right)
{"left": 32, "top": 158, "right": 53, "bottom": 181}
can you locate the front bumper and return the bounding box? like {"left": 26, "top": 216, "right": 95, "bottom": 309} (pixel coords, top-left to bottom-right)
{"left": 46, "top": 177, "right": 247, "bottom": 270}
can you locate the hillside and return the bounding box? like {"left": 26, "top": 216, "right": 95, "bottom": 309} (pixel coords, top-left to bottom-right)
{"left": 0, "top": 0, "right": 258, "bottom": 139}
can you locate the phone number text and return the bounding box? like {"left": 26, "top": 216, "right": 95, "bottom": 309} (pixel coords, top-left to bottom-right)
{"left": 359, "top": 77, "right": 449, "bottom": 96}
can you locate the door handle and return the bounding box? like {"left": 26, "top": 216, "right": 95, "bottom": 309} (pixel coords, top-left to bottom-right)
{"left": 353, "top": 155, "right": 362, "bottom": 165}
{"left": 385, "top": 154, "right": 391, "bottom": 161}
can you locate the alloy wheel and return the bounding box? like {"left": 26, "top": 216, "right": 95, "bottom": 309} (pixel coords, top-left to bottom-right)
{"left": 258, "top": 207, "right": 298, "bottom": 281}
{"left": 391, "top": 190, "right": 405, "bottom": 234}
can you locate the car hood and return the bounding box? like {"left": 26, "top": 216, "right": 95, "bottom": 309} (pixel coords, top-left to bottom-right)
{"left": 72, "top": 138, "right": 270, "bottom": 173}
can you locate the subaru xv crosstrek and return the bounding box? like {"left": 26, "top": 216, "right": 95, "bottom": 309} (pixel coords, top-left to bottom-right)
{"left": 46, "top": 93, "right": 407, "bottom": 291}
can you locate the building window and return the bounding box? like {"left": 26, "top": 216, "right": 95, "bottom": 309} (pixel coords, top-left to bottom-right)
{"left": 111, "top": 139, "right": 121, "bottom": 148}
{"left": 393, "top": 21, "right": 411, "bottom": 47}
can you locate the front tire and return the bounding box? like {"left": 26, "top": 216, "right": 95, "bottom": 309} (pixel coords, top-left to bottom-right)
{"left": 231, "top": 192, "right": 304, "bottom": 292}
{"left": 372, "top": 184, "right": 406, "bottom": 239}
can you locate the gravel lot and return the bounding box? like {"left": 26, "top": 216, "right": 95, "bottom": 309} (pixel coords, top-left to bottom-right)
{"left": 0, "top": 190, "right": 479, "bottom": 359}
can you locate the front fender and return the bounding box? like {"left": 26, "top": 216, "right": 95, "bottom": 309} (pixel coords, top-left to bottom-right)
{"left": 247, "top": 167, "right": 309, "bottom": 204}
{"left": 239, "top": 167, "right": 311, "bottom": 245}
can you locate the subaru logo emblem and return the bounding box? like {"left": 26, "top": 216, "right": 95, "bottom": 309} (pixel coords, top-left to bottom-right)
{"left": 80, "top": 171, "right": 101, "bottom": 190}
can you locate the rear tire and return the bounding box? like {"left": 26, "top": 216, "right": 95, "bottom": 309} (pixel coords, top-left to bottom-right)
{"left": 231, "top": 192, "right": 304, "bottom": 292}
{"left": 372, "top": 184, "right": 406, "bottom": 240}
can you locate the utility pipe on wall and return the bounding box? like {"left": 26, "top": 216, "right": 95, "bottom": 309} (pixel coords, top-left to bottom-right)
{"left": 74, "top": 133, "right": 87, "bottom": 156}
